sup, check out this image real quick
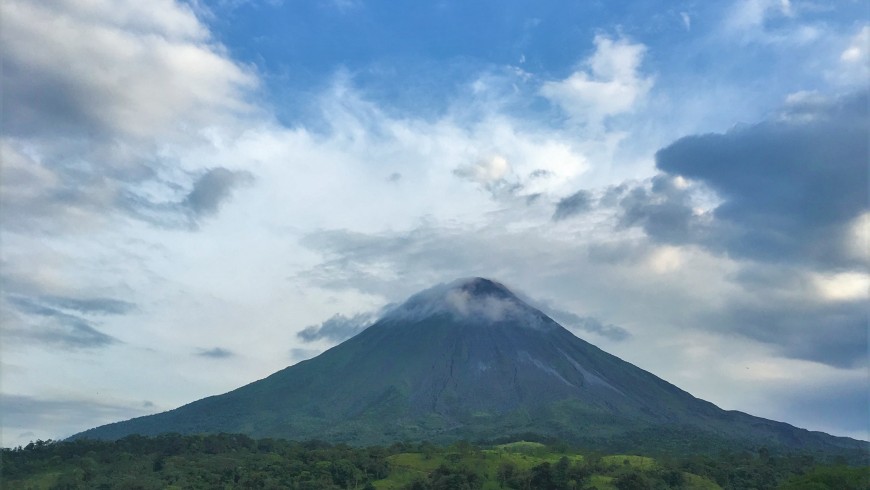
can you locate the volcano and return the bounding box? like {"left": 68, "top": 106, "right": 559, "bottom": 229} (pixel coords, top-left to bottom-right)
{"left": 72, "top": 278, "right": 865, "bottom": 456}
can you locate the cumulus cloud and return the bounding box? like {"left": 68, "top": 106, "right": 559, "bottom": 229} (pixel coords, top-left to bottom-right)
{"left": 1, "top": 0, "right": 255, "bottom": 141}
{"left": 579, "top": 90, "right": 870, "bottom": 367}
{"left": 297, "top": 312, "right": 379, "bottom": 343}
{"left": 616, "top": 175, "right": 700, "bottom": 245}
{"left": 540, "top": 35, "right": 653, "bottom": 128}
{"left": 0, "top": 0, "right": 256, "bottom": 234}
{"left": 453, "top": 155, "right": 524, "bottom": 198}
{"left": 454, "top": 155, "right": 511, "bottom": 184}
{"left": 653, "top": 90, "right": 868, "bottom": 269}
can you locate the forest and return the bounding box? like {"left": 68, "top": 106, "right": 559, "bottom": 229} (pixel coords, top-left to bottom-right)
{"left": 2, "top": 434, "right": 867, "bottom": 489}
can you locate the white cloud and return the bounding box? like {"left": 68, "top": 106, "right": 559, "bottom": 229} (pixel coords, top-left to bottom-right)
{"left": 841, "top": 26, "right": 868, "bottom": 62}
{"left": 836, "top": 25, "right": 869, "bottom": 86}
{"left": 727, "top": 0, "right": 792, "bottom": 31}
{"left": 454, "top": 155, "right": 511, "bottom": 185}
{"left": 2, "top": 0, "right": 256, "bottom": 141}
{"left": 540, "top": 35, "right": 653, "bottom": 129}
{"left": 680, "top": 12, "right": 691, "bottom": 31}
{"left": 812, "top": 272, "right": 870, "bottom": 302}
{"left": 0, "top": 0, "right": 259, "bottom": 235}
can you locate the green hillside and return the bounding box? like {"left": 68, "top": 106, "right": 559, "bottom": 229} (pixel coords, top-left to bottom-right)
{"left": 3, "top": 435, "right": 867, "bottom": 489}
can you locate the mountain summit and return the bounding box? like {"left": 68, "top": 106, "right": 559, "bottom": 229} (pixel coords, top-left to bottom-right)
{"left": 382, "top": 277, "right": 551, "bottom": 329}
{"left": 72, "top": 278, "right": 865, "bottom": 456}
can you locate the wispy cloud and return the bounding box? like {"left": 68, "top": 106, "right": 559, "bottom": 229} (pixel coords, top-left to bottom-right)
{"left": 298, "top": 312, "right": 379, "bottom": 343}
{"left": 5, "top": 296, "right": 122, "bottom": 349}
{"left": 196, "top": 347, "right": 235, "bottom": 359}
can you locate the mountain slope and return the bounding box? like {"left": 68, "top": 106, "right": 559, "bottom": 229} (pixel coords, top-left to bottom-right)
{"left": 72, "top": 278, "right": 866, "bottom": 456}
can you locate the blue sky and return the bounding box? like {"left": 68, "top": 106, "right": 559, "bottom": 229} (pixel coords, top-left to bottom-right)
{"left": 1, "top": 0, "right": 867, "bottom": 447}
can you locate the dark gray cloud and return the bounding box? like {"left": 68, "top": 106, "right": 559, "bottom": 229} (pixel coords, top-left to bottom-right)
{"left": 116, "top": 166, "right": 253, "bottom": 229}
{"left": 552, "top": 190, "right": 593, "bottom": 221}
{"left": 617, "top": 175, "right": 698, "bottom": 244}
{"left": 183, "top": 168, "right": 254, "bottom": 218}
{"left": 528, "top": 169, "right": 554, "bottom": 179}
{"left": 297, "top": 312, "right": 379, "bottom": 343}
{"left": 567, "top": 91, "right": 870, "bottom": 368}
{"left": 650, "top": 90, "right": 868, "bottom": 268}
{"left": 196, "top": 347, "right": 235, "bottom": 359}
{"left": 709, "top": 292, "right": 867, "bottom": 368}
{"left": 6, "top": 296, "right": 119, "bottom": 349}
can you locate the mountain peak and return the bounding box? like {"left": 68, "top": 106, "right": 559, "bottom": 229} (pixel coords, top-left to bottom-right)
{"left": 451, "top": 277, "right": 514, "bottom": 299}
{"left": 382, "top": 277, "right": 550, "bottom": 329}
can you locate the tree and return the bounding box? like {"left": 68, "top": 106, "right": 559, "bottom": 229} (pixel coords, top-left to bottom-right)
{"left": 614, "top": 470, "right": 652, "bottom": 490}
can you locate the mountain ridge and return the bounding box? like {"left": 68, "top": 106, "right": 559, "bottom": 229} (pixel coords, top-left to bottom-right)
{"left": 71, "top": 278, "right": 867, "bottom": 458}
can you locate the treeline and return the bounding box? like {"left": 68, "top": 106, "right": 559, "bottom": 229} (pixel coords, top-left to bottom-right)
{"left": 1, "top": 434, "right": 867, "bottom": 490}
{"left": 2, "top": 434, "right": 389, "bottom": 489}
{"left": 401, "top": 446, "right": 868, "bottom": 490}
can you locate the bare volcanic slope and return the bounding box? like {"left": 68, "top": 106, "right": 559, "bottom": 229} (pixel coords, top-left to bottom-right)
{"left": 72, "top": 278, "right": 866, "bottom": 456}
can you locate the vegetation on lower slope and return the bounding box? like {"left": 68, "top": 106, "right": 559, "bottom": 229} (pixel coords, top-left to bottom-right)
{"left": 2, "top": 435, "right": 867, "bottom": 489}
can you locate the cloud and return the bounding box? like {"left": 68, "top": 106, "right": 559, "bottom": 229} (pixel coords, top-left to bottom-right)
{"left": 0, "top": 394, "right": 155, "bottom": 445}
{"left": 836, "top": 25, "right": 869, "bottom": 86}
{"left": 680, "top": 12, "right": 691, "bottom": 31}
{"left": 196, "top": 347, "right": 235, "bottom": 358}
{"left": 770, "top": 380, "right": 870, "bottom": 439}
{"left": 183, "top": 168, "right": 254, "bottom": 218}
{"left": 540, "top": 35, "right": 653, "bottom": 128}
{"left": 0, "top": 0, "right": 256, "bottom": 234}
{"left": 1, "top": 0, "right": 255, "bottom": 141}
{"left": 38, "top": 296, "right": 136, "bottom": 315}
{"left": 653, "top": 90, "right": 868, "bottom": 269}
{"left": 552, "top": 190, "right": 593, "bottom": 221}
{"left": 616, "top": 175, "right": 699, "bottom": 245}
{"left": 544, "top": 309, "right": 631, "bottom": 342}
{"left": 571, "top": 90, "right": 870, "bottom": 367}
{"left": 714, "top": 296, "right": 866, "bottom": 368}
{"left": 382, "top": 279, "right": 547, "bottom": 327}
{"left": 0, "top": 142, "right": 119, "bottom": 233}
{"left": 116, "top": 166, "right": 254, "bottom": 229}
{"left": 453, "top": 155, "right": 524, "bottom": 198}
{"left": 297, "top": 312, "right": 379, "bottom": 343}
{"left": 453, "top": 155, "right": 511, "bottom": 184}
{"left": 726, "top": 0, "right": 793, "bottom": 32}
{"left": 5, "top": 296, "right": 120, "bottom": 349}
